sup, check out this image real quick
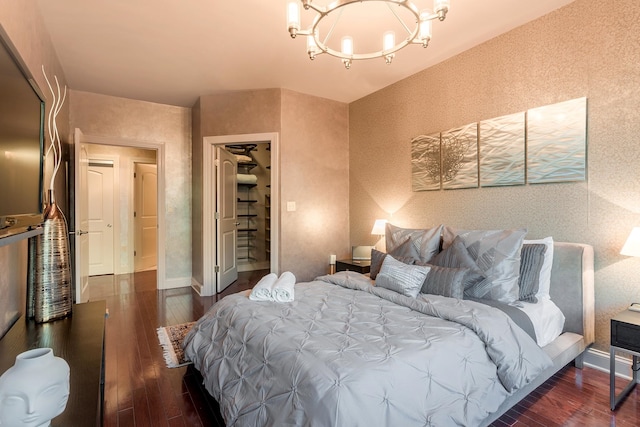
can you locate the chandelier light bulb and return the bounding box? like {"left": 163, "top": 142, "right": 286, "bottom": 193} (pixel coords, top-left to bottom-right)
{"left": 419, "top": 10, "right": 433, "bottom": 47}
{"left": 383, "top": 31, "right": 395, "bottom": 52}
{"left": 341, "top": 36, "right": 354, "bottom": 56}
{"left": 307, "top": 35, "right": 319, "bottom": 60}
{"left": 287, "top": 1, "right": 301, "bottom": 37}
{"left": 434, "top": 0, "right": 450, "bottom": 20}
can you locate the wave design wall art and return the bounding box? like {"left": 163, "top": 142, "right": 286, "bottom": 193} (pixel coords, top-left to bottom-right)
{"left": 527, "top": 97, "right": 587, "bottom": 184}
{"left": 410, "top": 97, "right": 587, "bottom": 192}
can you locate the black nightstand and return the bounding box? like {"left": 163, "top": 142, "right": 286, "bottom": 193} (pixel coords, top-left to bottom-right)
{"left": 336, "top": 259, "right": 371, "bottom": 274}
{"left": 610, "top": 309, "right": 640, "bottom": 410}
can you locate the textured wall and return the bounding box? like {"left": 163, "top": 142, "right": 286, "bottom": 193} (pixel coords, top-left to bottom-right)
{"left": 70, "top": 90, "right": 192, "bottom": 285}
{"left": 349, "top": 0, "right": 640, "bottom": 352}
{"left": 0, "top": 0, "right": 69, "bottom": 335}
{"left": 194, "top": 89, "right": 349, "bottom": 282}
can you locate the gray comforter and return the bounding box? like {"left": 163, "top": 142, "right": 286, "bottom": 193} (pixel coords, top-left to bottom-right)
{"left": 183, "top": 272, "right": 552, "bottom": 427}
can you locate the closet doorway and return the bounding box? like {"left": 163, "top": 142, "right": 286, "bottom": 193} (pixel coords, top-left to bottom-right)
{"left": 201, "top": 133, "right": 280, "bottom": 296}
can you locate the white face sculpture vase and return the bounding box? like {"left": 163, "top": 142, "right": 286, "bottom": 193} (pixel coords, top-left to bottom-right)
{"left": 0, "top": 348, "right": 70, "bottom": 427}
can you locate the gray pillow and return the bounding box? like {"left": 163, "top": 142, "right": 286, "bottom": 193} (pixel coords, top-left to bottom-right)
{"left": 369, "top": 238, "right": 419, "bottom": 279}
{"left": 442, "top": 227, "right": 527, "bottom": 303}
{"left": 430, "top": 236, "right": 486, "bottom": 291}
{"left": 420, "top": 265, "right": 468, "bottom": 299}
{"left": 385, "top": 223, "right": 443, "bottom": 264}
{"left": 518, "top": 243, "right": 547, "bottom": 303}
{"left": 375, "top": 255, "right": 430, "bottom": 298}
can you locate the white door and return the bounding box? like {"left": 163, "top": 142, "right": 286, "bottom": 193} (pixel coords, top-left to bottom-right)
{"left": 134, "top": 163, "right": 158, "bottom": 272}
{"left": 88, "top": 161, "right": 115, "bottom": 276}
{"left": 216, "top": 147, "right": 238, "bottom": 292}
{"left": 73, "top": 129, "right": 90, "bottom": 303}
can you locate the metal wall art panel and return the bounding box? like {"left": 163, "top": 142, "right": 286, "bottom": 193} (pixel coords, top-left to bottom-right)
{"left": 411, "top": 133, "right": 441, "bottom": 191}
{"left": 479, "top": 112, "right": 525, "bottom": 187}
{"left": 441, "top": 123, "right": 478, "bottom": 190}
{"left": 527, "top": 97, "right": 587, "bottom": 184}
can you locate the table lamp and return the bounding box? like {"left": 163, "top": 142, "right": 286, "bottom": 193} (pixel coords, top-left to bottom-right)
{"left": 371, "top": 219, "right": 387, "bottom": 250}
{"left": 621, "top": 227, "right": 640, "bottom": 311}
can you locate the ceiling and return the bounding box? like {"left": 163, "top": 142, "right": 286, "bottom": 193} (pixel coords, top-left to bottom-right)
{"left": 35, "top": 0, "right": 575, "bottom": 108}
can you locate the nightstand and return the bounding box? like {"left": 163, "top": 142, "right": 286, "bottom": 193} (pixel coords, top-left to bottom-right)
{"left": 610, "top": 309, "right": 640, "bottom": 410}
{"left": 336, "top": 259, "right": 371, "bottom": 274}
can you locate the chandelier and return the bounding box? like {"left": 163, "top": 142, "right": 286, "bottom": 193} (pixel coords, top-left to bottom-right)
{"left": 287, "top": 0, "right": 450, "bottom": 69}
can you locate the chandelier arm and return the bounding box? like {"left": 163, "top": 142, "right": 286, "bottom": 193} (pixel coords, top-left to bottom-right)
{"left": 385, "top": 1, "right": 413, "bottom": 36}
{"left": 320, "top": 7, "right": 344, "bottom": 48}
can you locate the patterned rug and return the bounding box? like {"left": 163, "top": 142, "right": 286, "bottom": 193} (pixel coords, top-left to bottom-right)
{"left": 156, "top": 321, "right": 195, "bottom": 368}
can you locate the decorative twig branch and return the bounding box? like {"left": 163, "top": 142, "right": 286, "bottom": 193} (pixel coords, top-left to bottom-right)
{"left": 42, "top": 66, "right": 67, "bottom": 194}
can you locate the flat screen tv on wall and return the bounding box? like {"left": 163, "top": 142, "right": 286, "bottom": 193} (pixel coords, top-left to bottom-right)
{"left": 0, "top": 26, "right": 45, "bottom": 242}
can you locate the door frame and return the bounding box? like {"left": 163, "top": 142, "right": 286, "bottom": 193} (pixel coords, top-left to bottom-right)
{"left": 201, "top": 132, "right": 280, "bottom": 296}
{"left": 87, "top": 154, "right": 119, "bottom": 276}
{"left": 74, "top": 132, "right": 167, "bottom": 289}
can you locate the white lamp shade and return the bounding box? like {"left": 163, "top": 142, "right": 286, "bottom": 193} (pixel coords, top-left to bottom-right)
{"left": 371, "top": 219, "right": 388, "bottom": 236}
{"left": 341, "top": 36, "right": 354, "bottom": 55}
{"left": 621, "top": 227, "right": 640, "bottom": 257}
{"left": 287, "top": 2, "right": 300, "bottom": 29}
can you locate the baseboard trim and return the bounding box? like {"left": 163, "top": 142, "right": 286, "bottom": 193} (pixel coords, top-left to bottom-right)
{"left": 191, "top": 277, "right": 203, "bottom": 295}
{"left": 583, "top": 347, "right": 637, "bottom": 381}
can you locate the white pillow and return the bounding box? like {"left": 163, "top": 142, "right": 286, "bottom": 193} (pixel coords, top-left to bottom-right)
{"left": 516, "top": 298, "right": 565, "bottom": 347}
{"left": 375, "top": 255, "right": 431, "bottom": 298}
{"left": 523, "top": 237, "right": 554, "bottom": 300}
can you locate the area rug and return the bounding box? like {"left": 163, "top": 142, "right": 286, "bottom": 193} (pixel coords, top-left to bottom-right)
{"left": 156, "top": 321, "right": 195, "bottom": 368}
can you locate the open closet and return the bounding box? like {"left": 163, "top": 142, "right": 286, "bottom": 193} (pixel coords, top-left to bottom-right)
{"left": 225, "top": 143, "right": 271, "bottom": 272}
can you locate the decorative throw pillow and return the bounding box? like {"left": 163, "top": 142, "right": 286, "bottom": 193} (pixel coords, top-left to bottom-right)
{"left": 420, "top": 265, "right": 468, "bottom": 299}
{"left": 523, "top": 237, "right": 554, "bottom": 300}
{"left": 442, "top": 226, "right": 527, "bottom": 303}
{"left": 385, "top": 223, "right": 443, "bottom": 264}
{"left": 518, "top": 243, "right": 547, "bottom": 303}
{"left": 430, "top": 236, "right": 486, "bottom": 291}
{"left": 369, "top": 238, "right": 419, "bottom": 279}
{"left": 375, "top": 255, "right": 430, "bottom": 298}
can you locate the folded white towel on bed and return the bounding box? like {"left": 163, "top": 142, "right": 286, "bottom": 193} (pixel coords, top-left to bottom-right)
{"left": 249, "top": 273, "right": 278, "bottom": 301}
{"left": 248, "top": 272, "right": 296, "bottom": 302}
{"left": 272, "top": 271, "right": 296, "bottom": 302}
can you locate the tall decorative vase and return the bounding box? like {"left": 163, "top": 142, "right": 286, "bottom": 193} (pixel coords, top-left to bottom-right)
{"left": 0, "top": 348, "right": 70, "bottom": 426}
{"left": 31, "top": 189, "right": 73, "bottom": 323}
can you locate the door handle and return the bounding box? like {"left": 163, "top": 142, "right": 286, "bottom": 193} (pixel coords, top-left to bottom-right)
{"left": 234, "top": 222, "right": 241, "bottom": 226}
{"left": 107, "top": 224, "right": 112, "bottom": 228}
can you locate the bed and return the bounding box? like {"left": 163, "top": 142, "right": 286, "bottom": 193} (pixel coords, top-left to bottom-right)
{"left": 184, "top": 226, "right": 594, "bottom": 427}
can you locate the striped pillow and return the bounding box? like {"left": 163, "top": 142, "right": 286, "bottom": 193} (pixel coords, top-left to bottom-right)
{"left": 375, "top": 255, "right": 430, "bottom": 298}
{"left": 518, "top": 243, "right": 547, "bottom": 303}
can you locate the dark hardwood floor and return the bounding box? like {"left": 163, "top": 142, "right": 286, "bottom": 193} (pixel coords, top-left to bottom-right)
{"left": 92, "top": 270, "right": 640, "bottom": 426}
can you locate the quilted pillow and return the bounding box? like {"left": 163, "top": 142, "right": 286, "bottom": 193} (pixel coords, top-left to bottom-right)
{"left": 429, "top": 236, "right": 486, "bottom": 291}
{"left": 442, "top": 226, "right": 527, "bottom": 303}
{"left": 420, "top": 265, "right": 468, "bottom": 299}
{"left": 523, "top": 237, "right": 554, "bottom": 300}
{"left": 375, "top": 255, "right": 430, "bottom": 298}
{"left": 518, "top": 243, "right": 547, "bottom": 303}
{"left": 369, "top": 238, "right": 419, "bottom": 279}
{"left": 385, "top": 223, "right": 443, "bottom": 264}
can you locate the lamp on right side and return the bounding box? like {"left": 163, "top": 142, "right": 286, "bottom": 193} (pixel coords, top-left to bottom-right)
{"left": 621, "top": 227, "right": 640, "bottom": 311}
{"left": 621, "top": 227, "right": 640, "bottom": 257}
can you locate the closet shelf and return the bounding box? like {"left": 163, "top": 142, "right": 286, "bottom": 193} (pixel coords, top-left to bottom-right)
{"left": 237, "top": 199, "right": 258, "bottom": 203}
{"left": 238, "top": 214, "right": 258, "bottom": 218}
{"left": 238, "top": 183, "right": 257, "bottom": 188}
{"left": 238, "top": 228, "right": 258, "bottom": 233}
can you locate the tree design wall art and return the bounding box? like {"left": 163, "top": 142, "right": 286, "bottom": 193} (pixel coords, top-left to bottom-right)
{"left": 441, "top": 123, "right": 478, "bottom": 190}
{"left": 411, "top": 133, "right": 441, "bottom": 191}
